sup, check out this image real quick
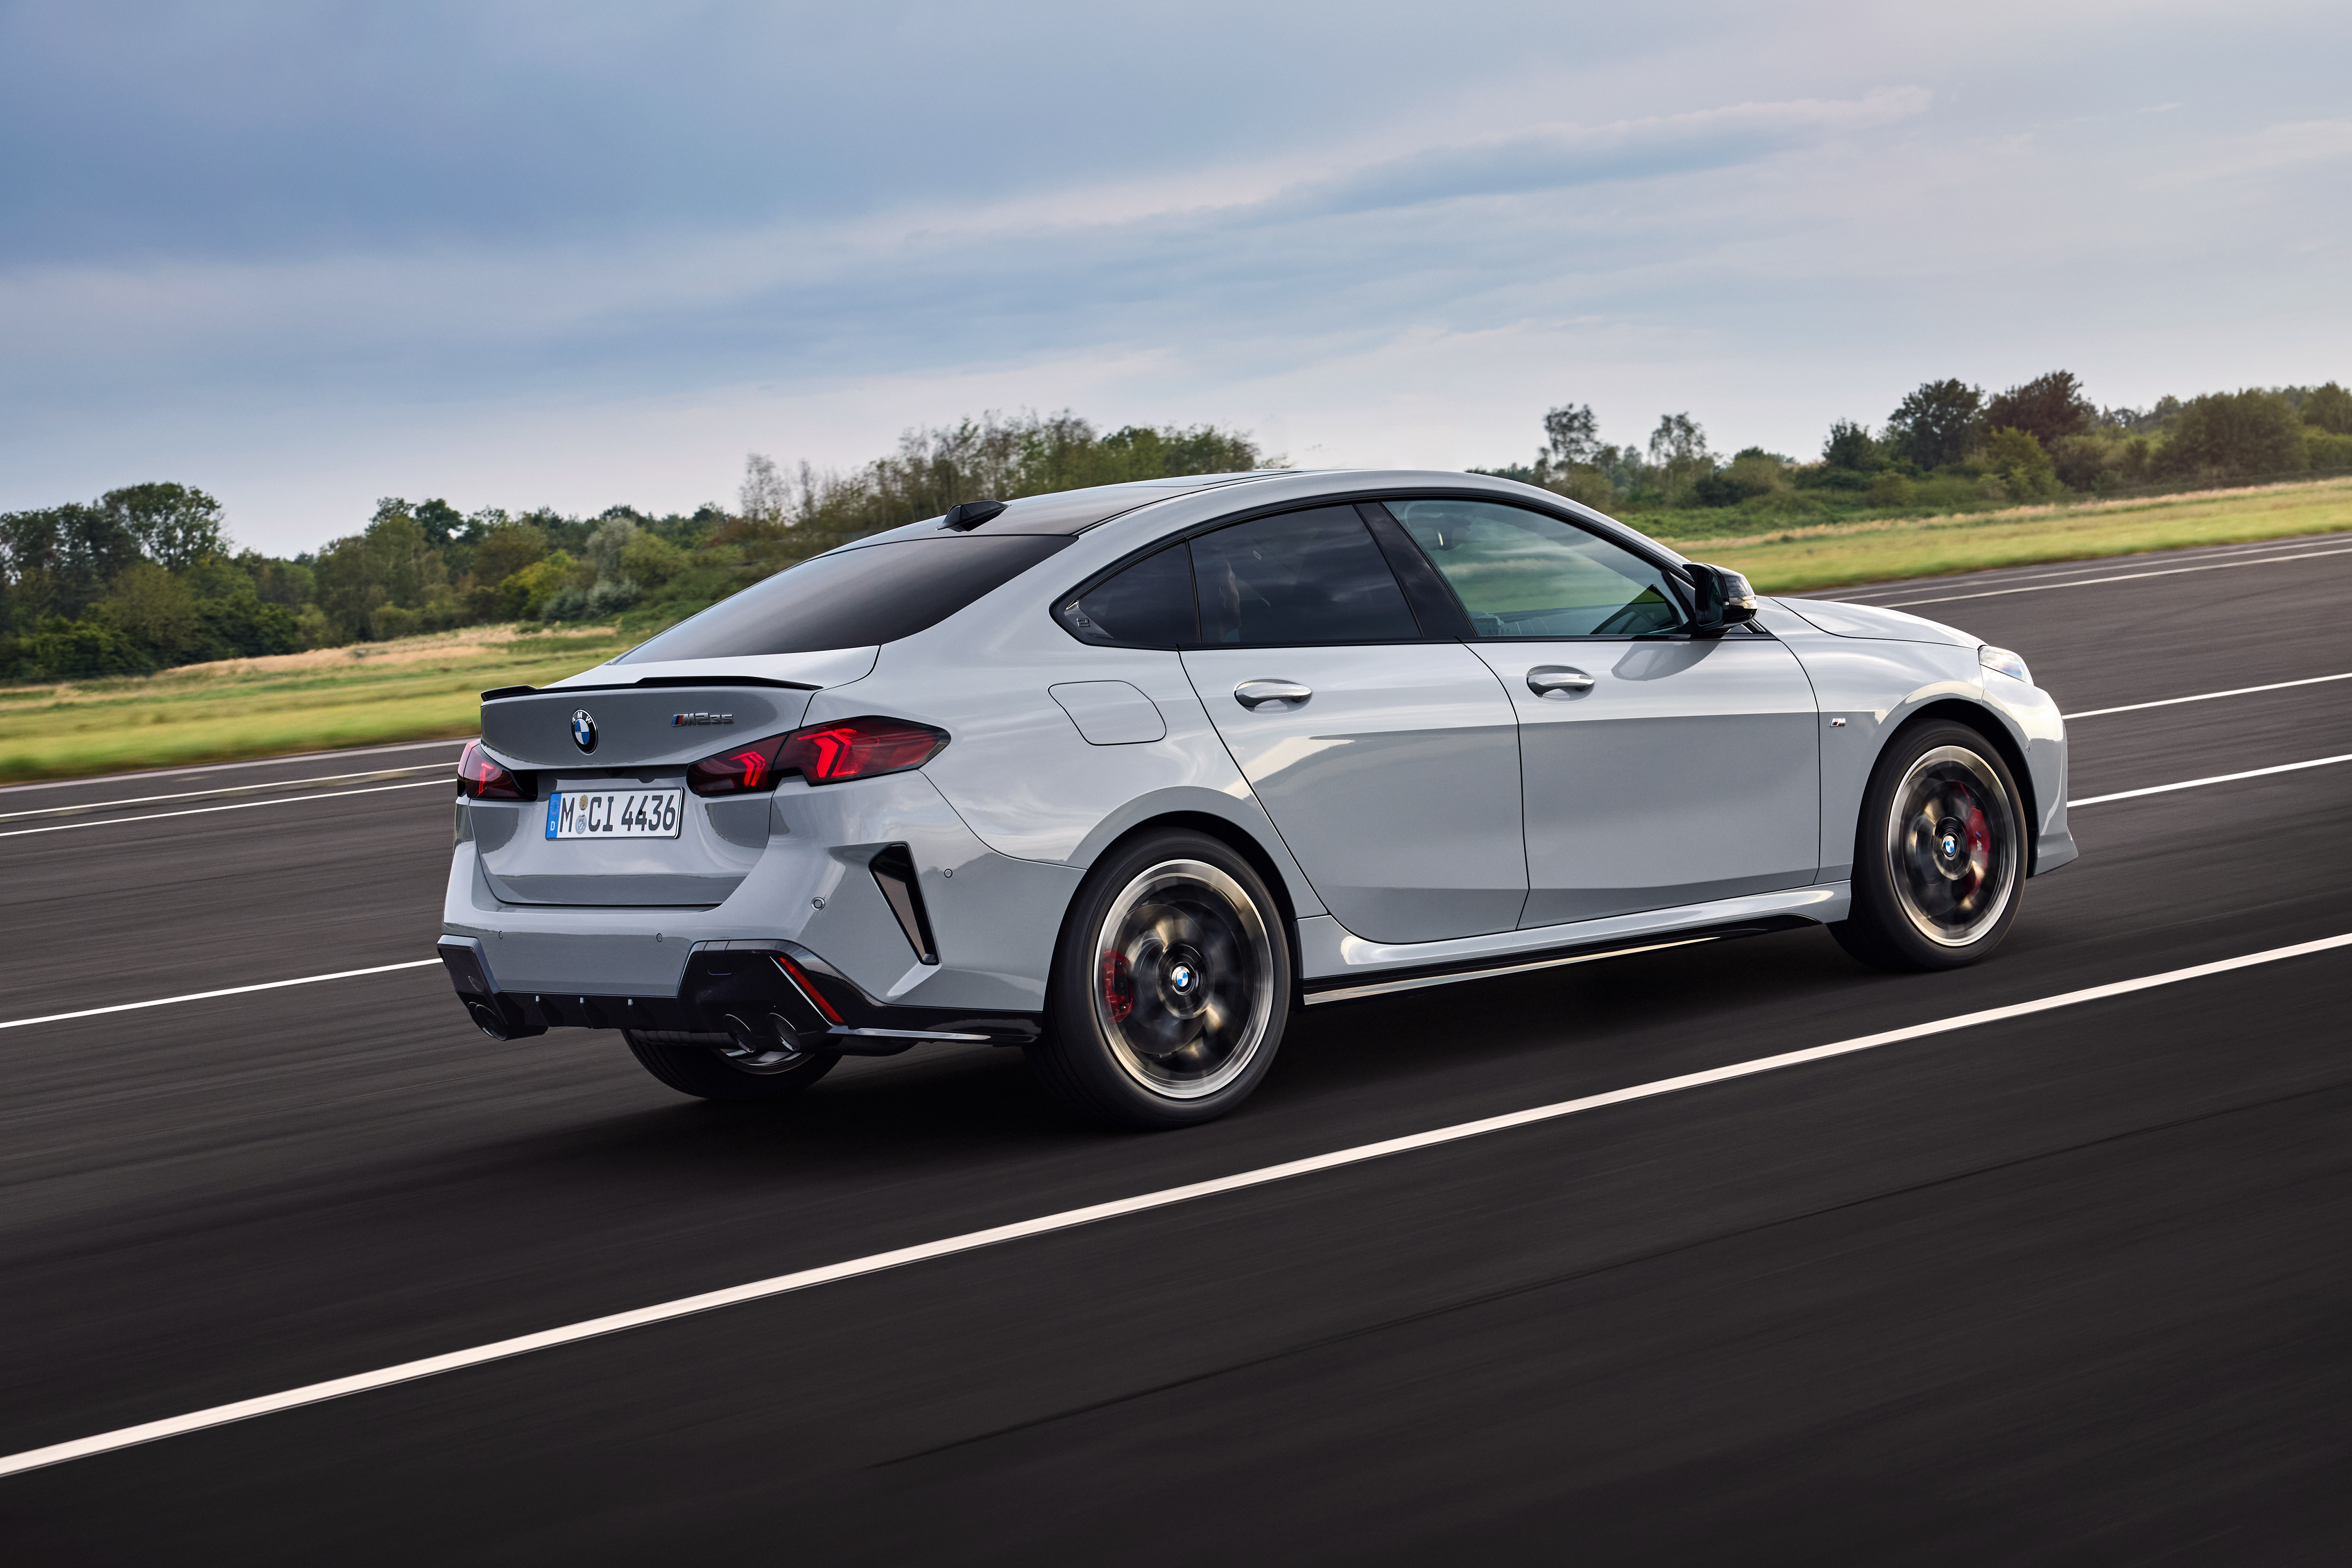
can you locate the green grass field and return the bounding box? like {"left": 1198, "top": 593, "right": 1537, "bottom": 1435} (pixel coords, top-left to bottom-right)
{"left": 1659, "top": 476, "right": 2352, "bottom": 595}
{"left": 5, "top": 477, "right": 2346, "bottom": 785}
{"left": 0, "top": 628, "right": 635, "bottom": 785}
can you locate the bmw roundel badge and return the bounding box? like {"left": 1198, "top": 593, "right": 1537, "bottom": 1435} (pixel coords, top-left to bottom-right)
{"left": 570, "top": 709, "right": 598, "bottom": 753}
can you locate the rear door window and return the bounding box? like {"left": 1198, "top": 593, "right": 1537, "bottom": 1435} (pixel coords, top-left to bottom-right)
{"left": 1191, "top": 506, "right": 1420, "bottom": 645}
{"left": 1382, "top": 499, "right": 1687, "bottom": 638}
{"left": 617, "top": 536, "right": 1070, "bottom": 662}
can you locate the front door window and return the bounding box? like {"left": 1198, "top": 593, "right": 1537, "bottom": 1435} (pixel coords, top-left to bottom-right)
{"left": 1386, "top": 499, "right": 1686, "bottom": 639}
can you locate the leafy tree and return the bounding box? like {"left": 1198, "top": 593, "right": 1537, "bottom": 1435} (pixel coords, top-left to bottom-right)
{"left": 1543, "top": 403, "right": 1602, "bottom": 467}
{"left": 1821, "top": 420, "right": 1880, "bottom": 470}
{"left": 313, "top": 508, "right": 451, "bottom": 640}
{"left": 2303, "top": 381, "right": 2352, "bottom": 435}
{"left": 96, "top": 483, "right": 226, "bottom": 570}
{"left": 1985, "top": 372, "right": 2097, "bottom": 450}
{"left": 1645, "top": 413, "right": 1711, "bottom": 505}
{"left": 2160, "top": 391, "right": 2306, "bottom": 478}
{"left": 470, "top": 521, "right": 547, "bottom": 589}
{"left": 0, "top": 502, "right": 143, "bottom": 626}
{"left": 620, "top": 530, "right": 688, "bottom": 587}
{"left": 1886, "top": 379, "right": 1985, "bottom": 469}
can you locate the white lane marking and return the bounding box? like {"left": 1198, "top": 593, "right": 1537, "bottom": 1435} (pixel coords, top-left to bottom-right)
{"left": 2064, "top": 671, "right": 2352, "bottom": 719}
{"left": 2068, "top": 753, "right": 2352, "bottom": 807}
{"left": 0, "top": 960, "right": 444, "bottom": 1032}
{"left": 3, "top": 931, "right": 2343, "bottom": 1480}
{"left": 1879, "top": 545, "right": 2352, "bottom": 607}
{"left": 1823, "top": 534, "right": 2352, "bottom": 601}
{"left": 0, "top": 737, "right": 470, "bottom": 799}
{"left": 0, "top": 765, "right": 452, "bottom": 823}
{"left": 0, "top": 779, "right": 445, "bottom": 839}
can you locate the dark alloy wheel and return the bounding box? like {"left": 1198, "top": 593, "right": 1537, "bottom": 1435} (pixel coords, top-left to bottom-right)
{"left": 1833, "top": 718, "right": 2027, "bottom": 972}
{"left": 1029, "top": 829, "right": 1291, "bottom": 1128}
{"left": 623, "top": 1029, "right": 838, "bottom": 1101}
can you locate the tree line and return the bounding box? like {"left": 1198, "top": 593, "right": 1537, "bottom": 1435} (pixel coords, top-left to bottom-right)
{"left": 9, "top": 376, "right": 2345, "bottom": 685}
{"left": 1477, "top": 374, "right": 2352, "bottom": 519}
{"left": 0, "top": 413, "right": 1270, "bottom": 683}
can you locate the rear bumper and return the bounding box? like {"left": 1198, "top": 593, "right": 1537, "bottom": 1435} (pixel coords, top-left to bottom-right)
{"left": 435, "top": 935, "right": 1040, "bottom": 1053}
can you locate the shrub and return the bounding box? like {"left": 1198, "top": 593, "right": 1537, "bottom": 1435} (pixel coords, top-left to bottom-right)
{"left": 2050, "top": 433, "right": 2118, "bottom": 492}
{"left": 1867, "top": 473, "right": 1916, "bottom": 508}
{"left": 2302, "top": 381, "right": 2352, "bottom": 435}
{"left": 1821, "top": 421, "right": 1881, "bottom": 471}
{"left": 1986, "top": 371, "right": 2097, "bottom": 449}
{"left": 2159, "top": 391, "right": 2306, "bottom": 478}
{"left": 1983, "top": 428, "right": 2060, "bottom": 498}
{"left": 2306, "top": 429, "right": 2352, "bottom": 473}
{"left": 620, "top": 530, "right": 688, "bottom": 587}
{"left": 498, "top": 551, "right": 578, "bottom": 620}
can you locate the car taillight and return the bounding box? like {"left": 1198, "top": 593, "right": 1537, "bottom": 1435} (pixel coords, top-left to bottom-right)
{"left": 686, "top": 716, "right": 949, "bottom": 796}
{"left": 458, "top": 740, "right": 529, "bottom": 800}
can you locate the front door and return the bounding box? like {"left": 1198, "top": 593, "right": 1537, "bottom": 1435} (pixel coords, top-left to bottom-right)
{"left": 1179, "top": 505, "right": 1527, "bottom": 944}
{"left": 1381, "top": 497, "right": 1820, "bottom": 927}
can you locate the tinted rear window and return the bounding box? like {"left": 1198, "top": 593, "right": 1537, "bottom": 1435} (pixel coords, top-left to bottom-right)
{"left": 1192, "top": 506, "right": 1419, "bottom": 645}
{"left": 616, "top": 536, "right": 1070, "bottom": 662}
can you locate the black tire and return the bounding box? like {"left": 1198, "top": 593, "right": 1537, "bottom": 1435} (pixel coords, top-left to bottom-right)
{"left": 622, "top": 1029, "right": 838, "bottom": 1102}
{"left": 1027, "top": 829, "right": 1293, "bottom": 1129}
{"left": 1832, "top": 718, "right": 2028, "bottom": 972}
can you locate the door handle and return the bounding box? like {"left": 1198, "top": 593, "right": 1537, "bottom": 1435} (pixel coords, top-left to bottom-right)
{"left": 1234, "top": 679, "right": 1312, "bottom": 711}
{"left": 1526, "top": 666, "right": 1595, "bottom": 698}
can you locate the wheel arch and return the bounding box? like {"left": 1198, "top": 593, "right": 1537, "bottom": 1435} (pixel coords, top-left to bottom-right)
{"left": 1052, "top": 808, "right": 1308, "bottom": 1002}
{"left": 1874, "top": 697, "right": 2043, "bottom": 874}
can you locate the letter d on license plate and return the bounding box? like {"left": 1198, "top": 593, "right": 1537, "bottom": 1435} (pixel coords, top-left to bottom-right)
{"left": 546, "top": 790, "right": 685, "bottom": 839}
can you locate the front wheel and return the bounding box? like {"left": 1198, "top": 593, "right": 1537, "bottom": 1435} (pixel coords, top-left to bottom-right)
{"left": 623, "top": 1029, "right": 838, "bottom": 1101}
{"left": 1832, "top": 720, "right": 2027, "bottom": 972}
{"left": 1027, "top": 830, "right": 1292, "bottom": 1129}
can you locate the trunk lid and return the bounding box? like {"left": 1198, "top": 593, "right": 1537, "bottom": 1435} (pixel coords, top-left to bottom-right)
{"left": 470, "top": 675, "right": 832, "bottom": 908}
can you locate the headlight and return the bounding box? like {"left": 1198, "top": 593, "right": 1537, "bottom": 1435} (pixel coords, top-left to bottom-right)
{"left": 1978, "top": 645, "right": 2031, "bottom": 684}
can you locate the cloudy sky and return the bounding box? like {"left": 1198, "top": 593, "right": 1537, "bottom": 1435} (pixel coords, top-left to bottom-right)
{"left": 3, "top": 0, "right": 2347, "bottom": 553}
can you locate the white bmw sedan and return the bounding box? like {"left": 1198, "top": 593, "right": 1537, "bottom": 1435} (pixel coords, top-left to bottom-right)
{"left": 439, "top": 470, "right": 2073, "bottom": 1127}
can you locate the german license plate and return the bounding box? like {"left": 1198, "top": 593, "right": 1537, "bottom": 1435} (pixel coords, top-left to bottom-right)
{"left": 545, "top": 790, "right": 684, "bottom": 839}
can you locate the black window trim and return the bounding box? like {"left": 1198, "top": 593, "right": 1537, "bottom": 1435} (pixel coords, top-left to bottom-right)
{"left": 1051, "top": 484, "right": 1740, "bottom": 650}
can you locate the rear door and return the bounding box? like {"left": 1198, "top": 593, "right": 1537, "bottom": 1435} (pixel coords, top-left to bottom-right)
{"left": 1379, "top": 498, "right": 1819, "bottom": 927}
{"left": 1177, "top": 504, "right": 1527, "bottom": 944}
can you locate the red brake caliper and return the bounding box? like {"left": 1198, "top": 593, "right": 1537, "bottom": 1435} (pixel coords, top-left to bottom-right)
{"left": 1100, "top": 952, "right": 1135, "bottom": 1023}
{"left": 1963, "top": 799, "right": 1990, "bottom": 898}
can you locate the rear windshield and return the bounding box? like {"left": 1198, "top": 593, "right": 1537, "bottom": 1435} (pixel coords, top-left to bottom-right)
{"left": 616, "top": 536, "right": 1070, "bottom": 663}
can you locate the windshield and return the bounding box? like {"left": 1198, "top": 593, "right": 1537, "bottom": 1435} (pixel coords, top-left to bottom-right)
{"left": 616, "top": 536, "right": 1071, "bottom": 662}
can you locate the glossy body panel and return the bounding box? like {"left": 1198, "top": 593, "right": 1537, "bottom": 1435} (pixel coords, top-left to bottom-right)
{"left": 472, "top": 769, "right": 761, "bottom": 907}
{"left": 445, "top": 771, "right": 1080, "bottom": 1011}
{"left": 1049, "top": 680, "right": 1167, "bottom": 744}
{"left": 1472, "top": 633, "right": 1820, "bottom": 924}
{"left": 1182, "top": 642, "right": 1526, "bottom": 943}
{"left": 1295, "top": 884, "right": 1852, "bottom": 981}
{"left": 441, "top": 469, "right": 2074, "bottom": 1042}
{"left": 1751, "top": 598, "right": 2072, "bottom": 880}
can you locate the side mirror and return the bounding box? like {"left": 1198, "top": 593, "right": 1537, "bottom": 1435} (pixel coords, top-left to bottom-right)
{"left": 1684, "top": 563, "right": 1759, "bottom": 633}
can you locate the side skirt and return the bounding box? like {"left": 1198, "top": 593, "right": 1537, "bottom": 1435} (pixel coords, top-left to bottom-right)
{"left": 1301, "top": 917, "right": 1817, "bottom": 1006}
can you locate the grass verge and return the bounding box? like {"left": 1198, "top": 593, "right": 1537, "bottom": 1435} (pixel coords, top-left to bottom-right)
{"left": 1657, "top": 476, "right": 2352, "bottom": 595}
{"left": 0, "top": 625, "right": 634, "bottom": 785}
{"left": 5, "top": 477, "right": 2348, "bottom": 784}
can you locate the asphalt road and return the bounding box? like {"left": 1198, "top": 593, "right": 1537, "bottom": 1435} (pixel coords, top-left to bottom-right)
{"left": 2, "top": 534, "right": 2348, "bottom": 1562}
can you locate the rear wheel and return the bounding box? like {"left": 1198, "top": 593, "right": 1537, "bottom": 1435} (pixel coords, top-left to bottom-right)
{"left": 1832, "top": 719, "right": 2026, "bottom": 972}
{"left": 1028, "top": 830, "right": 1292, "bottom": 1129}
{"left": 623, "top": 1029, "right": 837, "bottom": 1101}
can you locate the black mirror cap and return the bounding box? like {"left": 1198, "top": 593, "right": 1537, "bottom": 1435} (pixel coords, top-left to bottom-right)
{"left": 941, "top": 499, "right": 1008, "bottom": 531}
{"left": 1684, "top": 562, "right": 1760, "bottom": 632}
